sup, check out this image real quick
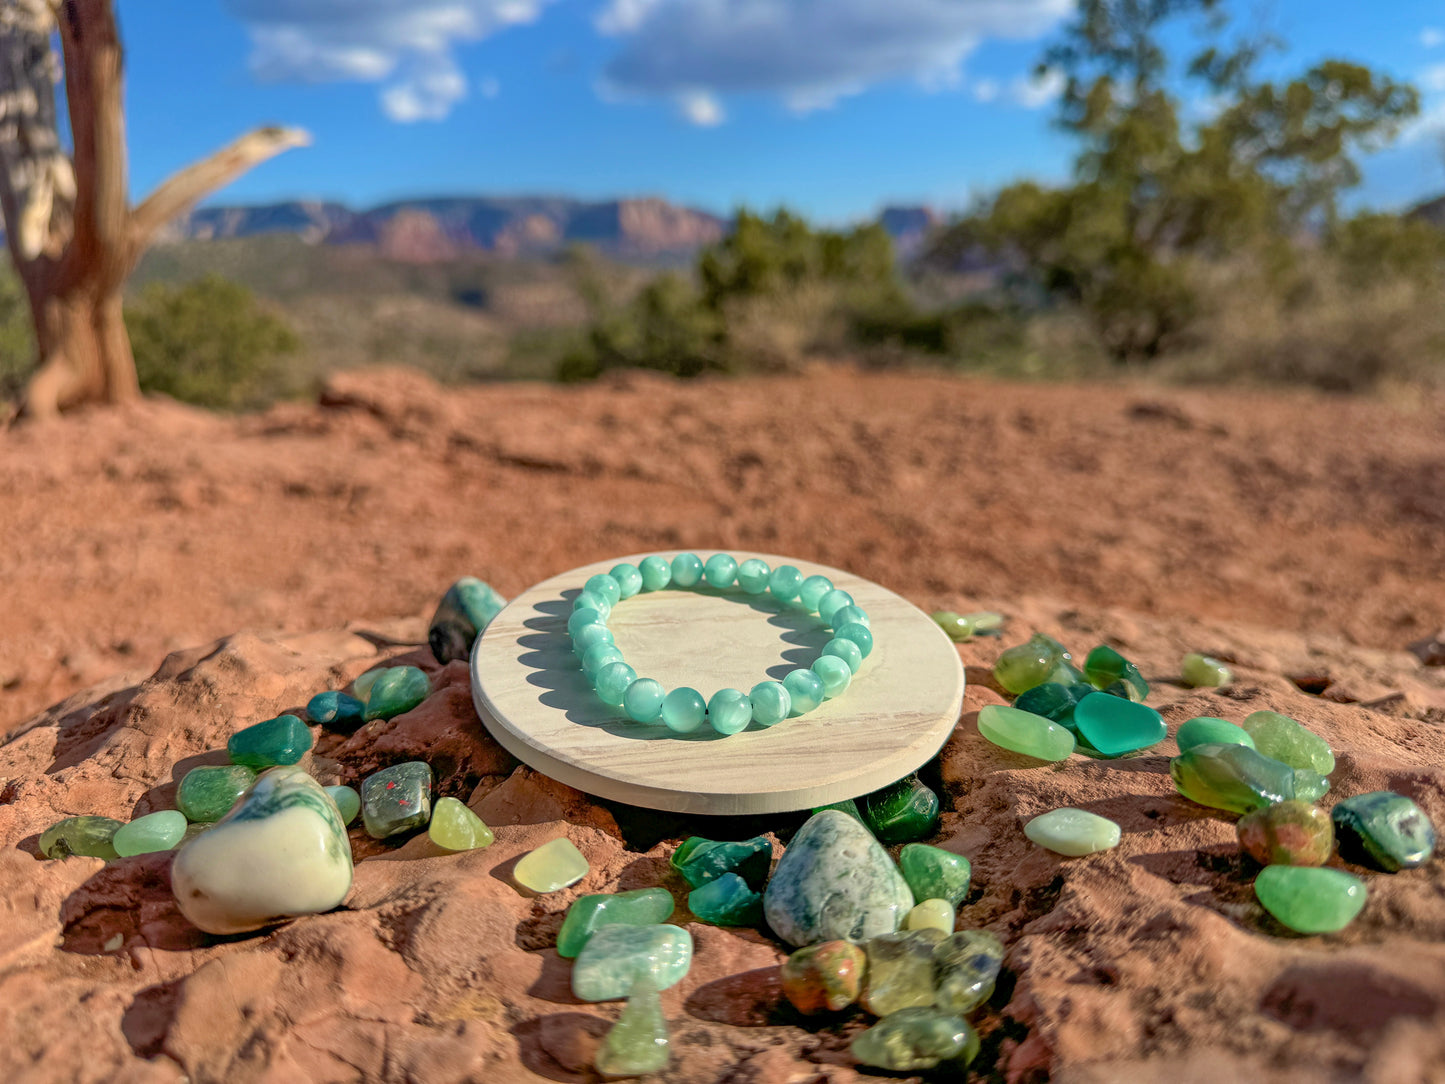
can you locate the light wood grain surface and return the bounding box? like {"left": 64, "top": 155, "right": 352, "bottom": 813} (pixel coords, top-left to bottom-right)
{"left": 470, "top": 552, "right": 965, "bottom": 815}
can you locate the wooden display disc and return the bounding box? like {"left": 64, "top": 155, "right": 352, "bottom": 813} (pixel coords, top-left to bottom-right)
{"left": 470, "top": 552, "right": 965, "bottom": 815}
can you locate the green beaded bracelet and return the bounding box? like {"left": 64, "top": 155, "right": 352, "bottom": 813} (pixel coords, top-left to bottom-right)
{"left": 568, "top": 554, "right": 872, "bottom": 736}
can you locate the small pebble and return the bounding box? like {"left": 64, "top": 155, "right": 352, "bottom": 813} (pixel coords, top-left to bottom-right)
{"left": 112, "top": 811, "right": 188, "bottom": 857}
{"left": 688, "top": 872, "right": 764, "bottom": 926}
{"left": 305, "top": 690, "right": 365, "bottom": 728}
{"left": 993, "top": 633, "right": 1063, "bottom": 695}
{"left": 572, "top": 924, "right": 693, "bottom": 1001}
{"left": 1254, "top": 865, "right": 1367, "bottom": 934}
{"left": 227, "top": 713, "right": 313, "bottom": 770}
{"left": 557, "top": 888, "right": 675, "bottom": 959}
{"left": 1242, "top": 710, "right": 1335, "bottom": 775}
{"left": 860, "top": 774, "right": 939, "bottom": 843}
{"left": 325, "top": 784, "right": 361, "bottom": 825}
{"left": 515, "top": 837, "right": 589, "bottom": 893}
{"left": 1023, "top": 808, "right": 1121, "bottom": 856}
{"left": 594, "top": 978, "right": 670, "bottom": 1078}
{"left": 902, "top": 898, "right": 955, "bottom": 935}
{"left": 361, "top": 761, "right": 433, "bottom": 839}
{"left": 363, "top": 666, "right": 431, "bottom": 721}
{"left": 1175, "top": 716, "right": 1255, "bottom": 754}
{"left": 428, "top": 796, "right": 494, "bottom": 851}
{"left": 1237, "top": 801, "right": 1333, "bottom": 867}
{"left": 933, "top": 929, "right": 1005, "bottom": 1014}
{"left": 40, "top": 815, "right": 123, "bottom": 860}
{"left": 898, "top": 843, "right": 971, "bottom": 908}
{"left": 861, "top": 929, "right": 946, "bottom": 1016}
{"left": 1181, "top": 652, "right": 1233, "bottom": 687}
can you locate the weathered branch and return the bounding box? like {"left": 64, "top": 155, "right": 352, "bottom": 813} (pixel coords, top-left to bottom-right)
{"left": 129, "top": 126, "right": 312, "bottom": 251}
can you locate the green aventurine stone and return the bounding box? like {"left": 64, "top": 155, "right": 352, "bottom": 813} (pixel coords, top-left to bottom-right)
{"left": 861, "top": 929, "right": 946, "bottom": 1016}
{"left": 363, "top": 666, "right": 431, "bottom": 721}
{"left": 671, "top": 835, "right": 772, "bottom": 889}
{"left": 1331, "top": 790, "right": 1436, "bottom": 872}
{"left": 1023, "top": 808, "right": 1121, "bottom": 856}
{"left": 898, "top": 844, "right": 971, "bottom": 907}
{"left": 361, "top": 761, "right": 434, "bottom": 839}
{"left": 177, "top": 765, "right": 257, "bottom": 822}
{"left": 934, "top": 929, "right": 1005, "bottom": 1014}
{"left": 428, "top": 576, "right": 507, "bottom": 664}
{"left": 1292, "top": 769, "right": 1331, "bottom": 803}
{"left": 325, "top": 784, "right": 361, "bottom": 825}
{"left": 558, "top": 888, "right": 676, "bottom": 958}
{"left": 1014, "top": 681, "right": 1092, "bottom": 724}
{"left": 428, "top": 796, "right": 494, "bottom": 852}
{"left": 851, "top": 1007, "right": 979, "bottom": 1073}
{"left": 861, "top": 775, "right": 940, "bottom": 844}
{"left": 977, "top": 705, "right": 1076, "bottom": 762}
{"left": 1176, "top": 716, "right": 1256, "bottom": 754}
{"left": 1071, "top": 692, "right": 1165, "bottom": 756}
{"left": 1170, "top": 743, "right": 1297, "bottom": 814}
{"left": 1181, "top": 652, "right": 1233, "bottom": 687}
{"left": 781, "top": 940, "right": 867, "bottom": 1014}
{"left": 595, "top": 979, "right": 669, "bottom": 1079}
{"left": 514, "top": 837, "right": 590, "bottom": 893}
{"left": 113, "top": 810, "right": 188, "bottom": 856}
{"left": 227, "top": 714, "right": 313, "bottom": 769}
{"left": 1254, "top": 865, "right": 1367, "bottom": 934}
{"left": 1237, "top": 801, "right": 1333, "bottom": 867}
{"left": 572, "top": 924, "right": 694, "bottom": 1001}
{"left": 992, "top": 633, "right": 1064, "bottom": 695}
{"left": 40, "top": 815, "right": 123, "bottom": 859}
{"left": 688, "top": 872, "right": 764, "bottom": 926}
{"left": 1083, "top": 644, "right": 1148, "bottom": 700}
{"left": 1242, "top": 710, "right": 1335, "bottom": 775}
{"left": 306, "top": 691, "right": 365, "bottom": 728}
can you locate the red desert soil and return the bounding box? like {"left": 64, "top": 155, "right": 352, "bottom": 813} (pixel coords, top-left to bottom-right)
{"left": 1, "top": 367, "right": 1444, "bottom": 1082}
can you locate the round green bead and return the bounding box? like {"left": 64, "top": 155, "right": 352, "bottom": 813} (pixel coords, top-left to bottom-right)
{"left": 639, "top": 555, "right": 672, "bottom": 591}
{"left": 834, "top": 622, "right": 873, "bottom": 658}
{"left": 783, "top": 669, "right": 824, "bottom": 714}
{"left": 572, "top": 622, "right": 615, "bottom": 656}
{"left": 624, "top": 678, "right": 666, "bottom": 723}
{"left": 113, "top": 810, "right": 188, "bottom": 857}
{"left": 704, "top": 553, "right": 738, "bottom": 588}
{"left": 823, "top": 637, "right": 863, "bottom": 674}
{"left": 574, "top": 590, "right": 611, "bottom": 619}
{"left": 583, "top": 642, "right": 625, "bottom": 679}
{"left": 768, "top": 565, "right": 803, "bottom": 601}
{"left": 736, "top": 558, "right": 771, "bottom": 593}
{"left": 708, "top": 688, "right": 753, "bottom": 735}
{"left": 325, "top": 784, "right": 362, "bottom": 825}
{"left": 586, "top": 573, "right": 622, "bottom": 607}
{"left": 830, "top": 604, "right": 869, "bottom": 629}
{"left": 671, "top": 552, "right": 703, "bottom": 587}
{"left": 750, "top": 681, "right": 792, "bottom": 726}
{"left": 596, "top": 662, "right": 638, "bottom": 707}
{"left": 661, "top": 687, "right": 706, "bottom": 732}
{"left": 610, "top": 563, "right": 643, "bottom": 599}
{"left": 798, "top": 574, "right": 834, "bottom": 612}
{"left": 568, "top": 608, "right": 606, "bottom": 637}
{"left": 811, "top": 654, "right": 853, "bottom": 697}
{"left": 817, "top": 588, "right": 854, "bottom": 623}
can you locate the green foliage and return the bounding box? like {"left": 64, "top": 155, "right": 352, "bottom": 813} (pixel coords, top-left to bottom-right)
{"left": 0, "top": 268, "right": 36, "bottom": 400}
{"left": 125, "top": 274, "right": 300, "bottom": 409}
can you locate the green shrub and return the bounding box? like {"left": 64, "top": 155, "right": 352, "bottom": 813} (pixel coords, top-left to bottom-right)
{"left": 0, "top": 268, "right": 36, "bottom": 401}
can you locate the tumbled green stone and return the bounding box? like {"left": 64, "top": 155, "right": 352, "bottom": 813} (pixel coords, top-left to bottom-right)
{"left": 595, "top": 661, "right": 638, "bottom": 708}
{"left": 1242, "top": 710, "right": 1335, "bottom": 775}
{"left": 781, "top": 940, "right": 866, "bottom": 1014}
{"left": 1331, "top": 790, "right": 1436, "bottom": 872}
{"left": 572, "top": 924, "right": 693, "bottom": 1001}
{"left": 1238, "top": 801, "right": 1333, "bottom": 867}
{"left": 306, "top": 691, "right": 365, "bottom": 728}
{"left": 737, "top": 558, "right": 772, "bottom": 594}
{"left": 1048, "top": 660, "right": 1089, "bottom": 688}
{"left": 1023, "top": 808, "right": 1121, "bottom": 856}
{"left": 177, "top": 764, "right": 257, "bottom": 823}
{"left": 572, "top": 622, "right": 615, "bottom": 656}
{"left": 586, "top": 573, "right": 623, "bottom": 607}
{"left": 817, "top": 588, "right": 854, "bottom": 623}
{"left": 1013, "top": 681, "right": 1092, "bottom": 725}
{"left": 1169, "top": 743, "right": 1296, "bottom": 814}
{"left": 671, "top": 834, "right": 772, "bottom": 889}
{"left": 703, "top": 552, "right": 737, "bottom": 588}
{"left": 514, "top": 837, "right": 589, "bottom": 893}
{"left": 40, "top": 815, "right": 123, "bottom": 860}
{"left": 325, "top": 784, "right": 361, "bottom": 825}
{"left": 361, "top": 761, "right": 433, "bottom": 839}
{"left": 638, "top": 555, "right": 671, "bottom": 590}
{"left": 688, "top": 872, "right": 763, "bottom": 926}
{"left": 834, "top": 622, "right": 874, "bottom": 659}
{"left": 428, "top": 796, "right": 494, "bottom": 852}
{"left": 595, "top": 978, "right": 669, "bottom": 1079}
{"left": 583, "top": 642, "right": 625, "bottom": 679}
{"left": 1083, "top": 644, "right": 1148, "bottom": 700}
{"left": 352, "top": 668, "right": 385, "bottom": 701}
{"left": 670, "top": 552, "right": 703, "bottom": 588}
{"left": 862, "top": 774, "right": 940, "bottom": 844}
{"left": 1254, "top": 866, "right": 1367, "bottom": 934}
{"left": 932, "top": 611, "right": 970, "bottom": 641}
{"left": 660, "top": 687, "right": 706, "bottom": 733}
{"left": 822, "top": 637, "right": 863, "bottom": 674}
{"left": 428, "top": 576, "right": 507, "bottom": 664}
{"left": 783, "top": 668, "right": 824, "bottom": 714}
{"left": 861, "top": 929, "right": 946, "bottom": 1016}
{"left": 797, "top": 573, "right": 833, "bottom": 610}
{"left": 227, "top": 714, "right": 313, "bottom": 769}
{"left": 1292, "top": 768, "right": 1331, "bottom": 803}
{"left": 993, "top": 633, "right": 1063, "bottom": 695}
{"left": 899, "top": 844, "right": 971, "bottom": 907}
{"left": 1071, "top": 692, "right": 1165, "bottom": 756}
{"left": 114, "top": 810, "right": 188, "bottom": 856}
{"left": 811, "top": 654, "right": 853, "bottom": 698}
{"left": 851, "top": 1007, "right": 979, "bottom": 1073}
{"left": 363, "top": 666, "right": 431, "bottom": 721}
{"left": 903, "top": 898, "right": 955, "bottom": 935}
{"left": 623, "top": 677, "right": 666, "bottom": 723}
{"left": 1181, "top": 652, "right": 1232, "bottom": 687}
{"left": 707, "top": 688, "right": 753, "bottom": 735}
{"left": 934, "top": 929, "right": 1006, "bottom": 1014}
{"left": 1176, "top": 716, "right": 1256, "bottom": 754}
{"left": 558, "top": 888, "right": 676, "bottom": 958}
{"left": 749, "top": 680, "right": 792, "bottom": 726}
{"left": 977, "top": 704, "right": 1076, "bottom": 762}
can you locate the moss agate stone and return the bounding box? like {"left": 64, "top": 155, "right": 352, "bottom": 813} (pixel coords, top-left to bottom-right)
{"left": 898, "top": 844, "right": 971, "bottom": 908}
{"left": 903, "top": 898, "right": 955, "bottom": 935}
{"left": 428, "top": 796, "right": 494, "bottom": 852}
{"left": 361, "top": 761, "right": 433, "bottom": 839}
{"left": 861, "top": 774, "right": 940, "bottom": 843}
{"left": 861, "top": 929, "right": 946, "bottom": 1016}
{"left": 595, "top": 979, "right": 669, "bottom": 1079}
{"left": 558, "top": 888, "right": 675, "bottom": 958}
{"left": 227, "top": 714, "right": 313, "bottom": 770}
{"left": 851, "top": 1007, "right": 979, "bottom": 1073}
{"left": 977, "top": 705, "right": 1076, "bottom": 762}
{"left": 305, "top": 691, "right": 365, "bottom": 728}
{"left": 514, "top": 837, "right": 589, "bottom": 893}
{"left": 177, "top": 765, "right": 256, "bottom": 823}
{"left": 1071, "top": 693, "right": 1165, "bottom": 756}
{"left": 671, "top": 834, "right": 772, "bottom": 889}
{"left": 1254, "top": 865, "right": 1367, "bottom": 934}
{"left": 1170, "top": 743, "right": 1297, "bottom": 814}
{"left": 429, "top": 576, "right": 507, "bottom": 664}
{"left": 763, "top": 810, "right": 914, "bottom": 947}
{"left": 781, "top": 940, "right": 866, "bottom": 1014}
{"left": 572, "top": 924, "right": 693, "bottom": 1001}
{"left": 689, "top": 872, "right": 764, "bottom": 926}
{"left": 112, "top": 811, "right": 188, "bottom": 856}
{"left": 1331, "top": 791, "right": 1436, "bottom": 872}
{"left": 1237, "top": 801, "right": 1333, "bottom": 867}
{"left": 325, "top": 784, "right": 361, "bottom": 825}
{"left": 363, "top": 666, "right": 431, "bottom": 721}
{"left": 993, "top": 633, "right": 1064, "bottom": 695}
{"left": 171, "top": 765, "right": 353, "bottom": 934}
{"left": 934, "top": 929, "right": 1006, "bottom": 1014}
{"left": 1023, "top": 808, "right": 1121, "bottom": 856}
{"left": 1181, "top": 653, "right": 1233, "bottom": 687}
{"left": 1242, "top": 710, "right": 1335, "bottom": 775}
{"left": 1176, "top": 716, "right": 1255, "bottom": 754}
{"left": 40, "top": 815, "right": 123, "bottom": 860}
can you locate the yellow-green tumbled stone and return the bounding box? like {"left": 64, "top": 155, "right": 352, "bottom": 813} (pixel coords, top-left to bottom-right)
{"left": 113, "top": 811, "right": 188, "bottom": 856}
{"left": 903, "top": 898, "right": 955, "bottom": 935}
{"left": 851, "top": 1007, "right": 979, "bottom": 1073}
{"left": 1254, "top": 866, "right": 1367, "bottom": 934}
{"left": 595, "top": 978, "right": 669, "bottom": 1078}
{"left": 992, "top": 633, "right": 1064, "bottom": 695}
{"left": 1242, "top": 710, "right": 1335, "bottom": 775}
{"left": 977, "top": 705, "right": 1075, "bottom": 762}
{"left": 41, "top": 815, "right": 123, "bottom": 859}
{"left": 861, "top": 929, "right": 946, "bottom": 1016}
{"left": 514, "top": 837, "right": 589, "bottom": 893}
{"left": 428, "top": 797, "right": 494, "bottom": 852}
{"left": 1181, "top": 652, "right": 1233, "bottom": 687}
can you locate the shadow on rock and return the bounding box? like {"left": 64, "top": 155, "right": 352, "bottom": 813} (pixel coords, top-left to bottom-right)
{"left": 684, "top": 966, "right": 785, "bottom": 1027}
{"left": 512, "top": 1011, "right": 609, "bottom": 1083}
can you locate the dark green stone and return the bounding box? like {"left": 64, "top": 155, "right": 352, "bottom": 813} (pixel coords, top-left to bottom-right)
{"left": 363, "top": 666, "right": 431, "bottom": 721}
{"left": 1084, "top": 644, "right": 1148, "bottom": 700}
{"left": 670, "top": 835, "right": 772, "bottom": 890}
{"left": 306, "top": 691, "right": 365, "bottom": 728}
{"left": 861, "top": 774, "right": 940, "bottom": 844}
{"left": 811, "top": 798, "right": 868, "bottom": 826}
{"left": 688, "top": 872, "right": 764, "bottom": 926}
{"left": 39, "top": 815, "right": 123, "bottom": 859}
{"left": 898, "top": 844, "right": 971, "bottom": 908}
{"left": 1013, "top": 681, "right": 1092, "bottom": 724}
{"left": 227, "top": 714, "right": 313, "bottom": 769}
{"left": 1332, "top": 791, "right": 1436, "bottom": 872}
{"left": 361, "top": 761, "right": 434, "bottom": 839}
{"left": 176, "top": 764, "right": 257, "bottom": 822}
{"left": 429, "top": 577, "right": 507, "bottom": 664}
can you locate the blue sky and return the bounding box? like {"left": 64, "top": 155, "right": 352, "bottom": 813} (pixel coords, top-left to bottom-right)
{"left": 119, "top": 0, "right": 1445, "bottom": 222}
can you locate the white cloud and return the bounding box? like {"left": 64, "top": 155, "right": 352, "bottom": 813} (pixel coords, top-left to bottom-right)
{"left": 1422, "top": 28, "right": 1444, "bottom": 48}
{"left": 971, "top": 78, "right": 1000, "bottom": 103}
{"left": 1423, "top": 62, "right": 1445, "bottom": 93}
{"left": 225, "top": 0, "right": 553, "bottom": 120}
{"left": 677, "top": 89, "right": 725, "bottom": 126}
{"left": 1009, "top": 68, "right": 1064, "bottom": 109}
